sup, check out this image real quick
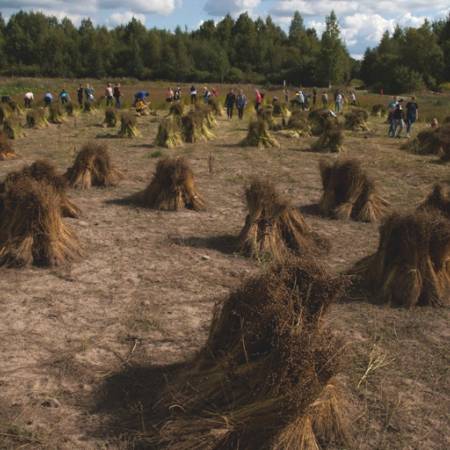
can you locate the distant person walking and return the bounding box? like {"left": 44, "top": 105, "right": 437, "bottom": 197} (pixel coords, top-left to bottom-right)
{"left": 312, "top": 87, "right": 317, "bottom": 107}
{"left": 85, "top": 84, "right": 95, "bottom": 103}
{"left": 24, "top": 91, "right": 34, "bottom": 108}
{"left": 321, "top": 92, "right": 329, "bottom": 108}
{"left": 59, "top": 89, "right": 70, "bottom": 104}
{"left": 190, "top": 85, "right": 197, "bottom": 104}
{"left": 166, "top": 87, "right": 174, "bottom": 103}
{"left": 296, "top": 90, "right": 305, "bottom": 110}
{"left": 174, "top": 86, "right": 181, "bottom": 101}
{"left": 77, "top": 84, "right": 84, "bottom": 107}
{"left": 236, "top": 90, "right": 247, "bottom": 120}
{"left": 405, "top": 96, "right": 419, "bottom": 138}
{"left": 203, "top": 86, "right": 211, "bottom": 104}
{"left": 255, "top": 89, "right": 263, "bottom": 111}
{"left": 225, "top": 88, "right": 236, "bottom": 119}
{"left": 105, "top": 83, "right": 114, "bottom": 107}
{"left": 350, "top": 91, "right": 357, "bottom": 106}
{"left": 387, "top": 96, "right": 398, "bottom": 137}
{"left": 393, "top": 99, "right": 405, "bottom": 138}
{"left": 113, "top": 83, "right": 122, "bottom": 108}
{"left": 43, "top": 92, "right": 53, "bottom": 107}
{"left": 335, "top": 92, "right": 344, "bottom": 113}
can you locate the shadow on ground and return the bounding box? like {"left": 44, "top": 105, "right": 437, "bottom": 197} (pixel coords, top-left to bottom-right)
{"left": 170, "top": 234, "right": 239, "bottom": 255}
{"left": 93, "top": 362, "right": 185, "bottom": 448}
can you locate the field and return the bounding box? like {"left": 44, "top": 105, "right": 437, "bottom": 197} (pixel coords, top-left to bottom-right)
{"left": 0, "top": 81, "right": 449, "bottom": 449}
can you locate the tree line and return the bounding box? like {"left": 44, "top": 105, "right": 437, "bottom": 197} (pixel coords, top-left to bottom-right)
{"left": 0, "top": 9, "right": 449, "bottom": 93}
{"left": 361, "top": 17, "right": 450, "bottom": 93}
{"left": 0, "top": 10, "right": 353, "bottom": 86}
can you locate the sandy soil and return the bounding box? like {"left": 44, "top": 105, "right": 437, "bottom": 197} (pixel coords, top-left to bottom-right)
{"left": 0, "top": 107, "right": 449, "bottom": 449}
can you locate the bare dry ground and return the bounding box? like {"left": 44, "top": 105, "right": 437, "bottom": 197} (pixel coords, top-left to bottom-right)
{"left": 0, "top": 106, "right": 449, "bottom": 449}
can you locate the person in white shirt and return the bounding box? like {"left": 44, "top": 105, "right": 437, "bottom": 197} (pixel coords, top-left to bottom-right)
{"left": 105, "top": 83, "right": 113, "bottom": 107}
{"left": 24, "top": 92, "right": 34, "bottom": 108}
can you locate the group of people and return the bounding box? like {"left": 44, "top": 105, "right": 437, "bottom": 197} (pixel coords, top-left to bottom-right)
{"left": 387, "top": 96, "right": 419, "bottom": 138}
{"left": 20, "top": 83, "right": 151, "bottom": 110}
{"left": 24, "top": 89, "right": 72, "bottom": 108}
{"left": 284, "top": 88, "right": 357, "bottom": 113}
{"left": 224, "top": 89, "right": 248, "bottom": 119}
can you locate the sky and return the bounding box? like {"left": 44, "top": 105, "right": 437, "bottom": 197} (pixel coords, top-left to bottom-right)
{"left": 0, "top": 0, "right": 449, "bottom": 58}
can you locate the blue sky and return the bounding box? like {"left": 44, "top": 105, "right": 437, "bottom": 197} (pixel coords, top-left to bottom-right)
{"left": 1, "top": 1, "right": 449, "bottom": 58}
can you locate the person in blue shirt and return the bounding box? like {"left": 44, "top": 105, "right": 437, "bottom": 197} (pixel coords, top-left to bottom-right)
{"left": 84, "top": 84, "right": 95, "bottom": 104}
{"left": 59, "top": 89, "right": 70, "bottom": 104}
{"left": 44, "top": 92, "right": 53, "bottom": 106}
{"left": 134, "top": 91, "right": 149, "bottom": 106}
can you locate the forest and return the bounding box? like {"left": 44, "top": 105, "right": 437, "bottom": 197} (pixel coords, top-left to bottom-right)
{"left": 0, "top": 9, "right": 449, "bottom": 93}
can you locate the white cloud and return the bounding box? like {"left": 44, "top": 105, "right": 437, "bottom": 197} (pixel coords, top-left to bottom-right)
{"left": 0, "top": 0, "right": 179, "bottom": 16}
{"left": 269, "top": 0, "right": 450, "bottom": 18}
{"left": 107, "top": 11, "right": 146, "bottom": 26}
{"left": 0, "top": 0, "right": 96, "bottom": 15}
{"left": 99, "top": 0, "right": 178, "bottom": 15}
{"left": 204, "top": 0, "right": 261, "bottom": 16}
{"left": 269, "top": 0, "right": 445, "bottom": 53}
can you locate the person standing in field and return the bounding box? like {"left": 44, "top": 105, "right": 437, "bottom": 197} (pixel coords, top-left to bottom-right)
{"left": 405, "top": 96, "right": 419, "bottom": 138}
{"left": 387, "top": 96, "right": 398, "bottom": 137}
{"left": 85, "top": 84, "right": 95, "bottom": 104}
{"left": 203, "top": 86, "right": 211, "bottom": 103}
{"left": 296, "top": 89, "right": 305, "bottom": 110}
{"left": 113, "top": 83, "right": 122, "bottom": 108}
{"left": 335, "top": 92, "right": 344, "bottom": 113}
{"left": 105, "top": 83, "right": 114, "bottom": 107}
{"left": 190, "top": 85, "right": 197, "bottom": 104}
{"left": 24, "top": 91, "right": 34, "bottom": 108}
{"left": 166, "top": 87, "right": 174, "bottom": 103}
{"left": 77, "top": 84, "right": 84, "bottom": 107}
{"left": 322, "top": 92, "right": 329, "bottom": 108}
{"left": 236, "top": 90, "right": 247, "bottom": 120}
{"left": 174, "top": 86, "right": 181, "bottom": 101}
{"left": 43, "top": 92, "right": 53, "bottom": 107}
{"left": 255, "top": 89, "right": 263, "bottom": 112}
{"left": 393, "top": 99, "right": 405, "bottom": 138}
{"left": 284, "top": 87, "right": 289, "bottom": 103}
{"left": 312, "top": 87, "right": 317, "bottom": 107}
{"left": 350, "top": 91, "right": 357, "bottom": 106}
{"left": 225, "top": 88, "right": 236, "bottom": 119}
{"left": 59, "top": 89, "right": 70, "bottom": 104}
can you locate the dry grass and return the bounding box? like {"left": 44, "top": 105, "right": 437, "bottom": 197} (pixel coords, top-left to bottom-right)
{"left": 129, "top": 157, "right": 205, "bottom": 211}
{"left": 48, "top": 103, "right": 65, "bottom": 125}
{"left": 351, "top": 211, "right": 450, "bottom": 307}
{"left": 145, "top": 258, "right": 350, "bottom": 450}
{"left": 26, "top": 108, "right": 48, "bottom": 129}
{"left": 319, "top": 159, "right": 389, "bottom": 222}
{"left": 312, "top": 123, "right": 344, "bottom": 153}
{"left": 345, "top": 108, "right": 370, "bottom": 131}
{"left": 103, "top": 108, "right": 118, "bottom": 128}
{"left": 0, "top": 176, "right": 80, "bottom": 267}
{"left": 65, "top": 142, "right": 123, "bottom": 189}
{"left": 418, "top": 183, "right": 450, "bottom": 219}
{"left": 3, "top": 116, "right": 24, "bottom": 139}
{"left": 118, "top": 113, "right": 140, "bottom": 138}
{"left": 239, "top": 179, "right": 330, "bottom": 262}
{"left": 182, "top": 110, "right": 215, "bottom": 143}
{"left": 2, "top": 160, "right": 80, "bottom": 218}
{"left": 241, "top": 118, "right": 280, "bottom": 148}
{"left": 0, "top": 130, "right": 16, "bottom": 160}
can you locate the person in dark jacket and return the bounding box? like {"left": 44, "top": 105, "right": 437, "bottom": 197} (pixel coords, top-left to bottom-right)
{"left": 77, "top": 84, "right": 84, "bottom": 107}
{"left": 225, "top": 88, "right": 236, "bottom": 119}
{"left": 393, "top": 99, "right": 405, "bottom": 138}
{"left": 236, "top": 90, "right": 247, "bottom": 120}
